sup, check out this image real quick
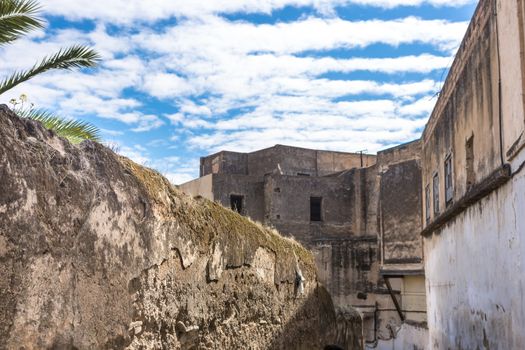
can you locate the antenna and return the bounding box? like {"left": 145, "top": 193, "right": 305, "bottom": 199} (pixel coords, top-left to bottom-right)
{"left": 354, "top": 149, "right": 368, "bottom": 168}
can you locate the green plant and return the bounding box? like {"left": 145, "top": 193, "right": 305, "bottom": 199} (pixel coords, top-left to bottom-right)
{"left": 0, "top": 0, "right": 102, "bottom": 143}
{"left": 10, "top": 95, "right": 101, "bottom": 143}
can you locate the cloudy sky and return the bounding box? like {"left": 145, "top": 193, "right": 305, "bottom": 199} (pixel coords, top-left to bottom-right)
{"left": 0, "top": 0, "right": 477, "bottom": 183}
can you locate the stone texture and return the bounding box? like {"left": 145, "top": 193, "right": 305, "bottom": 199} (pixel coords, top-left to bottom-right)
{"left": 0, "top": 106, "right": 360, "bottom": 349}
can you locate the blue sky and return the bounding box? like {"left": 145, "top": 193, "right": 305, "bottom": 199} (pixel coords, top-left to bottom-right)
{"left": 1, "top": 0, "right": 477, "bottom": 183}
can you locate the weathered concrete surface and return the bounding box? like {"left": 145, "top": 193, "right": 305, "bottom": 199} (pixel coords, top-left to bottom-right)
{"left": 0, "top": 106, "right": 360, "bottom": 349}
{"left": 421, "top": 0, "right": 525, "bottom": 348}
{"left": 424, "top": 168, "right": 525, "bottom": 350}
{"left": 368, "top": 322, "right": 427, "bottom": 350}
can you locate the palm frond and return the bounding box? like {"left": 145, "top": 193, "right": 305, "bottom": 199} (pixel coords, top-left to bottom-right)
{"left": 0, "top": 45, "right": 100, "bottom": 95}
{"left": 16, "top": 108, "right": 101, "bottom": 144}
{"left": 0, "top": 0, "right": 43, "bottom": 44}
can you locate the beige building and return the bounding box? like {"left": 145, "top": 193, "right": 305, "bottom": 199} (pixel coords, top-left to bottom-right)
{"left": 421, "top": 0, "right": 525, "bottom": 349}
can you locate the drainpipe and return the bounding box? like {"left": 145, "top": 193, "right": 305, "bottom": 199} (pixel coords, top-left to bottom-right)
{"left": 494, "top": 0, "right": 505, "bottom": 167}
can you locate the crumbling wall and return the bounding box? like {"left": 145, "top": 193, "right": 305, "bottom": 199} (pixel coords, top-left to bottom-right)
{"left": 0, "top": 106, "right": 359, "bottom": 349}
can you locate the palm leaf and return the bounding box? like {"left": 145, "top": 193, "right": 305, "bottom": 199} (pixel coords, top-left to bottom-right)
{"left": 0, "top": 0, "right": 43, "bottom": 45}
{"left": 0, "top": 45, "right": 101, "bottom": 95}
{"left": 16, "top": 108, "right": 101, "bottom": 144}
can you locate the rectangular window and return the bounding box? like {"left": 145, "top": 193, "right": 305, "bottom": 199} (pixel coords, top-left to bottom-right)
{"left": 444, "top": 155, "right": 453, "bottom": 205}
{"left": 433, "top": 173, "right": 440, "bottom": 216}
{"left": 466, "top": 135, "right": 475, "bottom": 188}
{"left": 230, "top": 194, "right": 244, "bottom": 214}
{"left": 297, "top": 172, "right": 310, "bottom": 176}
{"left": 425, "top": 185, "right": 431, "bottom": 223}
{"left": 310, "top": 197, "right": 322, "bottom": 222}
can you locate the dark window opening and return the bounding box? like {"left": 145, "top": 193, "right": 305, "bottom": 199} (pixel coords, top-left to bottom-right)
{"left": 445, "top": 155, "right": 453, "bottom": 205}
{"left": 310, "top": 197, "right": 322, "bottom": 222}
{"left": 466, "top": 135, "right": 475, "bottom": 188}
{"left": 433, "top": 173, "right": 440, "bottom": 216}
{"left": 297, "top": 172, "right": 310, "bottom": 177}
{"left": 425, "top": 185, "right": 431, "bottom": 223}
{"left": 230, "top": 195, "right": 244, "bottom": 214}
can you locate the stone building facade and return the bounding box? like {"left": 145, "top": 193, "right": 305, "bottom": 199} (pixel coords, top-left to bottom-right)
{"left": 421, "top": 0, "right": 525, "bottom": 349}
{"left": 180, "top": 143, "right": 427, "bottom": 347}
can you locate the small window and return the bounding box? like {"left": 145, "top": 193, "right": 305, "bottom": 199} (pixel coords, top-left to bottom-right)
{"left": 466, "top": 136, "right": 475, "bottom": 188}
{"left": 425, "top": 185, "right": 431, "bottom": 223}
{"left": 433, "top": 173, "right": 440, "bottom": 216}
{"left": 444, "top": 155, "right": 453, "bottom": 205}
{"left": 310, "top": 197, "right": 322, "bottom": 222}
{"left": 297, "top": 172, "right": 310, "bottom": 177}
{"left": 230, "top": 195, "right": 244, "bottom": 214}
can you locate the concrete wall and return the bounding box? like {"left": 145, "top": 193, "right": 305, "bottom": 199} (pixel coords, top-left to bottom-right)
{"left": 178, "top": 174, "right": 214, "bottom": 200}
{"left": 200, "top": 144, "right": 376, "bottom": 178}
{"left": 212, "top": 174, "right": 265, "bottom": 222}
{"left": 380, "top": 158, "right": 423, "bottom": 263}
{"left": 200, "top": 151, "right": 247, "bottom": 176}
{"left": 369, "top": 322, "right": 428, "bottom": 350}
{"left": 422, "top": 0, "right": 525, "bottom": 348}
{"left": 248, "top": 145, "right": 317, "bottom": 176}
{"left": 401, "top": 275, "right": 427, "bottom": 323}
{"left": 424, "top": 170, "right": 525, "bottom": 349}
{"left": 317, "top": 149, "right": 376, "bottom": 176}
{"left": 263, "top": 173, "right": 355, "bottom": 243}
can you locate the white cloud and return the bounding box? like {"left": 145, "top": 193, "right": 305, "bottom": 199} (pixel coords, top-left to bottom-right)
{"left": 142, "top": 73, "right": 196, "bottom": 98}
{"left": 41, "top": 0, "right": 475, "bottom": 24}
{"left": 118, "top": 144, "right": 150, "bottom": 165}
{"left": 131, "top": 115, "right": 165, "bottom": 132}
{"left": 136, "top": 16, "right": 468, "bottom": 56}
{"left": 165, "top": 172, "right": 196, "bottom": 185}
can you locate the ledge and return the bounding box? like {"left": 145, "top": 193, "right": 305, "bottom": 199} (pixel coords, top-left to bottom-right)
{"left": 312, "top": 236, "right": 378, "bottom": 243}
{"left": 421, "top": 164, "right": 511, "bottom": 237}
{"left": 380, "top": 263, "right": 424, "bottom": 277}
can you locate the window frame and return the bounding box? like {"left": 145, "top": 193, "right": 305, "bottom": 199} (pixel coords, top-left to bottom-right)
{"left": 444, "top": 154, "right": 454, "bottom": 205}
{"left": 425, "top": 184, "right": 431, "bottom": 223}
{"left": 432, "top": 172, "right": 440, "bottom": 216}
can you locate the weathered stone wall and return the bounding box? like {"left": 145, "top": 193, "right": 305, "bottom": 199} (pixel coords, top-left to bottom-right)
{"left": 264, "top": 173, "right": 356, "bottom": 243}
{"left": 199, "top": 144, "right": 376, "bottom": 178}
{"left": 0, "top": 106, "right": 360, "bottom": 349}
{"left": 200, "top": 151, "right": 248, "bottom": 176}
{"left": 212, "top": 174, "right": 266, "bottom": 222}
{"left": 379, "top": 158, "right": 422, "bottom": 263}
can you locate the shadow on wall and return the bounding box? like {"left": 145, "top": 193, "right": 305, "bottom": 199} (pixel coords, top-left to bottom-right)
{"left": 267, "top": 287, "right": 362, "bottom": 350}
